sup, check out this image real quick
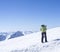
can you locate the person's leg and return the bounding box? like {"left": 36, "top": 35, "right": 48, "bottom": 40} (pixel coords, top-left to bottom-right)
{"left": 45, "top": 32, "right": 48, "bottom": 42}
{"left": 41, "top": 32, "right": 44, "bottom": 43}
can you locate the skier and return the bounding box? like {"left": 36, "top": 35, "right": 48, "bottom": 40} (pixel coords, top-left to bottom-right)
{"left": 40, "top": 24, "right": 48, "bottom": 43}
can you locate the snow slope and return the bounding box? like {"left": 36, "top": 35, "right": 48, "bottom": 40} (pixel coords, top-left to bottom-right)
{"left": 0, "top": 27, "right": 60, "bottom": 52}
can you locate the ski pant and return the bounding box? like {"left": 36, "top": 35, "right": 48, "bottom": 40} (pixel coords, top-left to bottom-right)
{"left": 41, "top": 32, "right": 47, "bottom": 43}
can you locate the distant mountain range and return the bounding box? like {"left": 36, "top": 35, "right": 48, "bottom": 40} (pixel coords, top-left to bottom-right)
{"left": 0, "top": 31, "right": 36, "bottom": 41}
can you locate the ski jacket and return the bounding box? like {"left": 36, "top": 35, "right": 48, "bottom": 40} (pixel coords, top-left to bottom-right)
{"left": 40, "top": 26, "right": 47, "bottom": 32}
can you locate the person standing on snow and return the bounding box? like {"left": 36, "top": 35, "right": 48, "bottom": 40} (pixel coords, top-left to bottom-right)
{"left": 40, "top": 25, "right": 48, "bottom": 43}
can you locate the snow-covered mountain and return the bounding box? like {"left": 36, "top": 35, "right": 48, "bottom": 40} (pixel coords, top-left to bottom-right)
{"left": 23, "top": 31, "right": 37, "bottom": 35}
{"left": 0, "top": 27, "right": 60, "bottom": 52}
{"left": 0, "top": 31, "right": 36, "bottom": 41}
{"left": 8, "top": 31, "right": 24, "bottom": 39}
{"left": 0, "top": 32, "right": 12, "bottom": 41}
{"left": 0, "top": 31, "right": 24, "bottom": 41}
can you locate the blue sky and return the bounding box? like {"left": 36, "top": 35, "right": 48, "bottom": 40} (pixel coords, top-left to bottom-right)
{"left": 0, "top": 0, "right": 60, "bottom": 32}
